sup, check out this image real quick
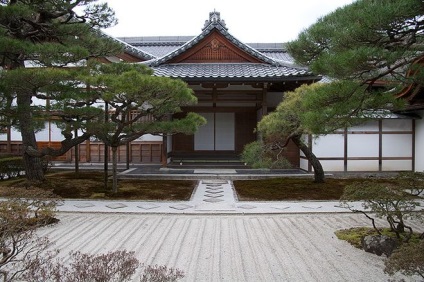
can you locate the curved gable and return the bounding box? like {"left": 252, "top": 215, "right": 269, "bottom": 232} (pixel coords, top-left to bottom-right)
{"left": 167, "top": 30, "right": 262, "bottom": 64}
{"left": 151, "top": 11, "right": 278, "bottom": 67}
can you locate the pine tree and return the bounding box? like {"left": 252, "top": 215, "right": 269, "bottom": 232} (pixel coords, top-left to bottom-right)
{"left": 0, "top": 0, "right": 122, "bottom": 181}
{"left": 83, "top": 62, "right": 206, "bottom": 192}
{"left": 287, "top": 0, "right": 423, "bottom": 132}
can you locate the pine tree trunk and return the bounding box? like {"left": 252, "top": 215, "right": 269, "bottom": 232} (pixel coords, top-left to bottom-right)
{"left": 17, "top": 92, "right": 45, "bottom": 182}
{"left": 291, "top": 135, "right": 325, "bottom": 183}
{"left": 112, "top": 146, "right": 118, "bottom": 193}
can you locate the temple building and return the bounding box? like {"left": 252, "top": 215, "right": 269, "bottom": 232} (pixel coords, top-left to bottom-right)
{"left": 1, "top": 11, "right": 423, "bottom": 172}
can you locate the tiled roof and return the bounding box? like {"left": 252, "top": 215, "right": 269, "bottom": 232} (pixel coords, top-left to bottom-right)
{"left": 152, "top": 63, "right": 317, "bottom": 81}
{"left": 117, "top": 12, "right": 318, "bottom": 81}
{"left": 118, "top": 36, "right": 194, "bottom": 46}
{"left": 260, "top": 51, "right": 297, "bottom": 65}
{"left": 103, "top": 32, "right": 156, "bottom": 61}
{"left": 135, "top": 45, "right": 181, "bottom": 58}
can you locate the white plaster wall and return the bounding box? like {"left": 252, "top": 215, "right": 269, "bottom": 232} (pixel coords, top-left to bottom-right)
{"left": 415, "top": 110, "right": 424, "bottom": 172}
{"left": 348, "top": 134, "right": 379, "bottom": 157}
{"left": 312, "top": 134, "right": 344, "bottom": 158}
{"left": 320, "top": 160, "right": 345, "bottom": 172}
{"left": 0, "top": 128, "right": 21, "bottom": 141}
{"left": 347, "top": 160, "right": 379, "bottom": 171}
{"left": 349, "top": 121, "right": 379, "bottom": 131}
{"left": 35, "top": 123, "right": 63, "bottom": 141}
{"left": 382, "top": 160, "right": 412, "bottom": 171}
{"left": 299, "top": 158, "right": 308, "bottom": 171}
{"left": 382, "top": 119, "right": 412, "bottom": 131}
{"left": 382, "top": 134, "right": 412, "bottom": 158}
{"left": 308, "top": 119, "right": 414, "bottom": 172}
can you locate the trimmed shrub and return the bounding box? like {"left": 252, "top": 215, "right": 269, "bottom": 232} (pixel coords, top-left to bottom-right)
{"left": 0, "top": 157, "right": 24, "bottom": 179}
{"left": 241, "top": 141, "right": 292, "bottom": 169}
{"left": 241, "top": 141, "right": 272, "bottom": 169}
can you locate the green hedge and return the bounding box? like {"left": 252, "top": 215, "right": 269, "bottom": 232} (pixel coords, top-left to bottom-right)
{"left": 0, "top": 157, "right": 25, "bottom": 179}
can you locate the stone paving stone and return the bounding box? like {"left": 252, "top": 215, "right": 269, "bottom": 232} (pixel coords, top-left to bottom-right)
{"left": 169, "top": 204, "right": 193, "bottom": 210}
{"left": 203, "top": 198, "right": 224, "bottom": 203}
{"left": 205, "top": 187, "right": 223, "bottom": 191}
{"left": 105, "top": 203, "right": 128, "bottom": 209}
{"left": 137, "top": 203, "right": 160, "bottom": 210}
{"left": 271, "top": 206, "right": 291, "bottom": 210}
{"left": 74, "top": 203, "right": 95, "bottom": 208}
{"left": 301, "top": 205, "right": 323, "bottom": 209}
{"left": 237, "top": 204, "right": 257, "bottom": 209}
{"left": 202, "top": 180, "right": 228, "bottom": 184}
{"left": 204, "top": 194, "right": 224, "bottom": 198}
{"left": 205, "top": 190, "right": 224, "bottom": 194}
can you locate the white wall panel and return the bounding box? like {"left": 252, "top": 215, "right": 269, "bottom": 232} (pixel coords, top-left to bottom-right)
{"left": 195, "top": 113, "right": 214, "bottom": 150}
{"left": 299, "top": 158, "right": 309, "bottom": 171}
{"left": 382, "top": 134, "right": 412, "bottom": 157}
{"left": 348, "top": 134, "right": 379, "bottom": 157}
{"left": 215, "top": 113, "right": 234, "bottom": 150}
{"left": 415, "top": 111, "right": 424, "bottom": 172}
{"left": 349, "top": 121, "right": 379, "bottom": 132}
{"left": 382, "top": 160, "right": 412, "bottom": 171}
{"left": 347, "top": 160, "right": 379, "bottom": 171}
{"left": 312, "top": 134, "right": 344, "bottom": 157}
{"left": 320, "top": 160, "right": 344, "bottom": 171}
{"left": 382, "top": 119, "right": 412, "bottom": 131}
{"left": 0, "top": 128, "right": 21, "bottom": 141}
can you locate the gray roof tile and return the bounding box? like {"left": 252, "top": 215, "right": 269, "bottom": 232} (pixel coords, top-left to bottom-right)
{"left": 117, "top": 12, "right": 319, "bottom": 81}
{"left": 152, "top": 63, "right": 315, "bottom": 81}
{"left": 135, "top": 45, "right": 180, "bottom": 57}
{"left": 103, "top": 32, "right": 156, "bottom": 61}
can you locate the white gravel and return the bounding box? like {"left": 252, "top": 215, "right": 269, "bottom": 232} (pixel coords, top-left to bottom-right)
{"left": 36, "top": 212, "right": 424, "bottom": 282}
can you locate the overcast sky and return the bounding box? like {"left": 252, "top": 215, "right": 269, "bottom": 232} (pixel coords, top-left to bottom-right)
{"left": 102, "top": 0, "right": 355, "bottom": 43}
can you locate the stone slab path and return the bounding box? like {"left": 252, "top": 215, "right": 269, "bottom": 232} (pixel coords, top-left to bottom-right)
{"left": 56, "top": 179, "right": 368, "bottom": 214}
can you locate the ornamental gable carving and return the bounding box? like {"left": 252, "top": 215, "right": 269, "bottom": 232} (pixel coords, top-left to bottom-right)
{"left": 168, "top": 31, "right": 262, "bottom": 64}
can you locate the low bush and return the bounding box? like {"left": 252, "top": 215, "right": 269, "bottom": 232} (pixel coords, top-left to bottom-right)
{"left": 384, "top": 239, "right": 424, "bottom": 279}
{"left": 140, "top": 264, "right": 185, "bottom": 282}
{"left": 24, "top": 250, "right": 140, "bottom": 282}
{"left": 340, "top": 180, "right": 423, "bottom": 242}
{"left": 0, "top": 157, "right": 24, "bottom": 179}
{"left": 0, "top": 188, "right": 60, "bottom": 281}
{"left": 241, "top": 141, "right": 291, "bottom": 169}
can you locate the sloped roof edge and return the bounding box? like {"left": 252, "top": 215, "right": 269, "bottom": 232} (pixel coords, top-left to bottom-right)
{"left": 101, "top": 31, "right": 156, "bottom": 61}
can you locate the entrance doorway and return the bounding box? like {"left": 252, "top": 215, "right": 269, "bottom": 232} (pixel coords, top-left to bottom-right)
{"left": 194, "top": 113, "right": 235, "bottom": 151}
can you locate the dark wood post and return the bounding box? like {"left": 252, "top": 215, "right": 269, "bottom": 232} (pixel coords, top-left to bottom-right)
{"left": 104, "top": 102, "right": 109, "bottom": 189}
